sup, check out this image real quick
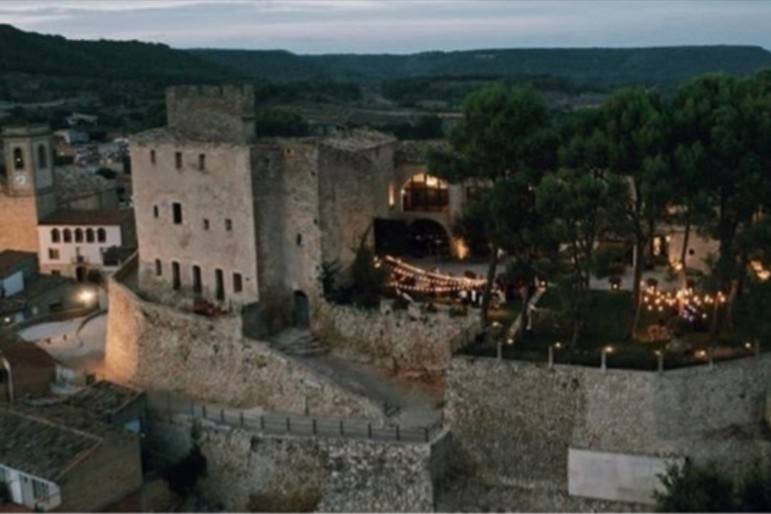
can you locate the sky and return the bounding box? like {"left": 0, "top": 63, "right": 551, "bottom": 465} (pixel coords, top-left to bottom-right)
{"left": 2, "top": 0, "right": 770, "bottom": 54}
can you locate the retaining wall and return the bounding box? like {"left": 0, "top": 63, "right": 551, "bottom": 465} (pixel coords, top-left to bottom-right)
{"left": 446, "top": 353, "right": 771, "bottom": 509}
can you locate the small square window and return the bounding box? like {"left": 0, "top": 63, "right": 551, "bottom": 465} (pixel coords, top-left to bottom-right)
{"left": 225, "top": 219, "right": 232, "bottom": 231}
{"left": 48, "top": 248, "right": 60, "bottom": 260}
{"left": 175, "top": 152, "right": 182, "bottom": 170}
{"left": 203, "top": 219, "right": 210, "bottom": 230}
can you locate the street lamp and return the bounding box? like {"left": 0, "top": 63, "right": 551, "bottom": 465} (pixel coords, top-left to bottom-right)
{"left": 78, "top": 289, "right": 96, "bottom": 306}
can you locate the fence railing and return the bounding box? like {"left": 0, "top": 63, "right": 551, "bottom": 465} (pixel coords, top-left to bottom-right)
{"left": 146, "top": 392, "right": 442, "bottom": 444}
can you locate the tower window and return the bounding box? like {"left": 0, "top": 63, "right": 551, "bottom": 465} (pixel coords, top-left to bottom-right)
{"left": 198, "top": 154, "right": 206, "bottom": 170}
{"left": 172, "top": 261, "right": 181, "bottom": 290}
{"left": 153, "top": 205, "right": 159, "bottom": 218}
{"left": 225, "top": 219, "right": 232, "bottom": 231}
{"left": 203, "top": 219, "right": 210, "bottom": 230}
{"left": 175, "top": 152, "right": 182, "bottom": 170}
{"left": 296, "top": 234, "right": 302, "bottom": 246}
{"left": 155, "top": 259, "right": 162, "bottom": 276}
{"left": 51, "top": 229, "right": 60, "bottom": 243}
{"left": 37, "top": 145, "right": 47, "bottom": 169}
{"left": 233, "top": 272, "right": 243, "bottom": 293}
{"left": 215, "top": 269, "right": 225, "bottom": 301}
{"left": 172, "top": 203, "right": 183, "bottom": 224}
{"left": 150, "top": 149, "right": 156, "bottom": 164}
{"left": 97, "top": 228, "right": 106, "bottom": 243}
{"left": 63, "top": 229, "right": 72, "bottom": 243}
{"left": 86, "top": 228, "right": 94, "bottom": 243}
{"left": 13, "top": 148, "right": 24, "bottom": 170}
{"left": 192, "top": 265, "right": 202, "bottom": 294}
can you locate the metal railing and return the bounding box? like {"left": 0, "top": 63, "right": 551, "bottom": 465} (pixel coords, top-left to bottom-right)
{"left": 146, "top": 392, "right": 441, "bottom": 444}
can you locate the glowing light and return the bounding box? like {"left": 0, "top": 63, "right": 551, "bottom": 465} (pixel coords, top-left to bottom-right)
{"left": 78, "top": 289, "right": 96, "bottom": 304}
{"left": 603, "top": 346, "right": 614, "bottom": 354}
{"left": 452, "top": 237, "right": 470, "bottom": 260}
{"left": 554, "top": 342, "right": 563, "bottom": 349}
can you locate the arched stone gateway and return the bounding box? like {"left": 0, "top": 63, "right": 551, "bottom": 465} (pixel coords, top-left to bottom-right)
{"left": 293, "top": 290, "right": 310, "bottom": 328}
{"left": 408, "top": 219, "right": 451, "bottom": 258}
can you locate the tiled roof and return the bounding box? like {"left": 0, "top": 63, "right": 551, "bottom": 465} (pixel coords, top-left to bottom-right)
{"left": 38, "top": 209, "right": 132, "bottom": 227}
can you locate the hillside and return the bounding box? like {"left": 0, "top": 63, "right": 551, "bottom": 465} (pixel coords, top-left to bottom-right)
{"left": 0, "top": 24, "right": 236, "bottom": 83}
{"left": 194, "top": 46, "right": 771, "bottom": 90}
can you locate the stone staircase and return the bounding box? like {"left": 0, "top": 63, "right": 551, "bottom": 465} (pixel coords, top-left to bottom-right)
{"left": 270, "top": 327, "right": 329, "bottom": 357}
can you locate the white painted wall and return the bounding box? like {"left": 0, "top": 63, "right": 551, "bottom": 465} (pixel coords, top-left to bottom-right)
{"left": 37, "top": 225, "right": 123, "bottom": 273}
{"left": 0, "top": 271, "right": 24, "bottom": 297}
{"left": 0, "top": 464, "right": 61, "bottom": 511}
{"left": 568, "top": 448, "right": 683, "bottom": 505}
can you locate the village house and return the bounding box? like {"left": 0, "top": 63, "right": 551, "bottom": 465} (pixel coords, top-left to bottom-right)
{"left": 0, "top": 338, "right": 56, "bottom": 403}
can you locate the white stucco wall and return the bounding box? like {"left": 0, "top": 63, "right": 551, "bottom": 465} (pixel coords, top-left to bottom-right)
{"left": 0, "top": 464, "right": 61, "bottom": 511}
{"left": 37, "top": 224, "right": 123, "bottom": 276}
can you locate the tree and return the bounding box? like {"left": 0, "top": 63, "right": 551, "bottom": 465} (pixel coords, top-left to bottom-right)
{"left": 535, "top": 169, "right": 630, "bottom": 345}
{"left": 428, "top": 84, "right": 557, "bottom": 326}
{"left": 563, "top": 88, "right": 671, "bottom": 336}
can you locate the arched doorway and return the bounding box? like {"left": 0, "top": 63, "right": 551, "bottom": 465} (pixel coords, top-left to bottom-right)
{"left": 408, "top": 219, "right": 450, "bottom": 258}
{"left": 293, "top": 291, "right": 310, "bottom": 328}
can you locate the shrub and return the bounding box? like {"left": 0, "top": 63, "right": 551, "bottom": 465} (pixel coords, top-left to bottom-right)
{"left": 655, "top": 461, "right": 736, "bottom": 512}
{"left": 350, "top": 231, "right": 386, "bottom": 310}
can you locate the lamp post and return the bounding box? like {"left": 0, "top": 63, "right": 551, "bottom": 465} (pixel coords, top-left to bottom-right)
{"left": 78, "top": 288, "right": 96, "bottom": 307}
{"left": 601, "top": 346, "right": 613, "bottom": 372}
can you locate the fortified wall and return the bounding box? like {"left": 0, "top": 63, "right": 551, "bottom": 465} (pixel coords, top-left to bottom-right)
{"left": 446, "top": 354, "right": 771, "bottom": 508}
{"left": 146, "top": 415, "right": 450, "bottom": 512}
{"left": 313, "top": 300, "right": 482, "bottom": 377}
{"left": 104, "top": 263, "right": 382, "bottom": 420}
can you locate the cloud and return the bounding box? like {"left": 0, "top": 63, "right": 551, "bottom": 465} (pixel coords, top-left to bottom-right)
{"left": 1, "top": 0, "right": 769, "bottom": 53}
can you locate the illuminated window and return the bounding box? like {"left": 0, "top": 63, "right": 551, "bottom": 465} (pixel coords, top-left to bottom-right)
{"left": 402, "top": 173, "right": 449, "bottom": 212}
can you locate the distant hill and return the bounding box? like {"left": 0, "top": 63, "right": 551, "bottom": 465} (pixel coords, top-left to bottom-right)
{"left": 193, "top": 46, "right": 771, "bottom": 90}
{"left": 2, "top": 24, "right": 771, "bottom": 102}
{"left": 0, "top": 24, "right": 236, "bottom": 83}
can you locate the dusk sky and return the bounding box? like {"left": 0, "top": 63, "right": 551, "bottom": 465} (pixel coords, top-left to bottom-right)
{"left": 2, "top": 0, "right": 771, "bottom": 54}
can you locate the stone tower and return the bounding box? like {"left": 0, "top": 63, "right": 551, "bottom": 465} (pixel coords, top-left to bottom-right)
{"left": 0, "top": 125, "right": 57, "bottom": 252}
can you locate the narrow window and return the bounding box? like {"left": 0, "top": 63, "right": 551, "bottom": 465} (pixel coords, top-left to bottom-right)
{"left": 175, "top": 151, "right": 182, "bottom": 170}
{"left": 233, "top": 272, "right": 243, "bottom": 293}
{"left": 155, "top": 259, "right": 162, "bottom": 276}
{"left": 172, "top": 261, "right": 181, "bottom": 290}
{"left": 37, "top": 145, "right": 47, "bottom": 168}
{"left": 203, "top": 219, "right": 210, "bottom": 230}
{"left": 86, "top": 228, "right": 94, "bottom": 243}
{"left": 173, "top": 203, "right": 182, "bottom": 224}
{"left": 215, "top": 268, "right": 225, "bottom": 301}
{"left": 198, "top": 154, "right": 206, "bottom": 170}
{"left": 74, "top": 228, "right": 83, "bottom": 243}
{"left": 13, "top": 148, "right": 23, "bottom": 170}
{"left": 97, "top": 228, "right": 106, "bottom": 243}
{"left": 48, "top": 248, "right": 59, "bottom": 260}
{"left": 192, "top": 265, "right": 202, "bottom": 294}
{"left": 150, "top": 149, "right": 156, "bottom": 164}
{"left": 225, "top": 219, "right": 232, "bottom": 231}
{"left": 296, "top": 234, "right": 302, "bottom": 246}
{"left": 63, "top": 229, "right": 72, "bottom": 243}
{"left": 51, "top": 228, "right": 60, "bottom": 243}
{"left": 153, "top": 205, "right": 159, "bottom": 218}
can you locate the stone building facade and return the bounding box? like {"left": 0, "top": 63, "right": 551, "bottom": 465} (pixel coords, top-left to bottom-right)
{"left": 130, "top": 85, "right": 394, "bottom": 331}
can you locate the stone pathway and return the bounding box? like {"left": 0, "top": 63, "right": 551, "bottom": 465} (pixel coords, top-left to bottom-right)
{"left": 270, "top": 327, "right": 442, "bottom": 429}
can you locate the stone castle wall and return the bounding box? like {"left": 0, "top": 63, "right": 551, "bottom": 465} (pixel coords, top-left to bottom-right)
{"left": 313, "top": 300, "right": 482, "bottom": 377}
{"left": 446, "top": 354, "right": 771, "bottom": 509}
{"left": 104, "top": 269, "right": 382, "bottom": 420}
{"left": 151, "top": 415, "right": 448, "bottom": 512}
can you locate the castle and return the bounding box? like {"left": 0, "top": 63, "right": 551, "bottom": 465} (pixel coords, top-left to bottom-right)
{"left": 130, "top": 85, "right": 477, "bottom": 333}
